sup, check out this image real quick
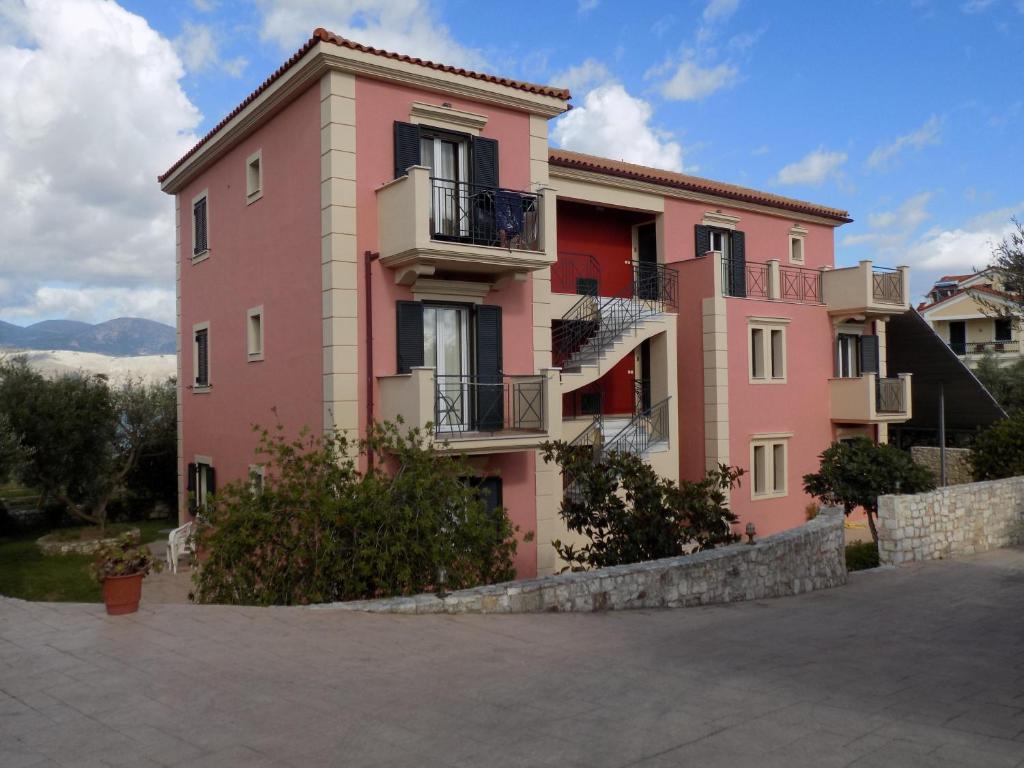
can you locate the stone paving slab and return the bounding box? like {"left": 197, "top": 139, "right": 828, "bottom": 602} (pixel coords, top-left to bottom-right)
{"left": 1, "top": 548, "right": 1023, "bottom": 767}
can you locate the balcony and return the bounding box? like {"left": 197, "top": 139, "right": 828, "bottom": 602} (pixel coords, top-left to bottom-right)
{"left": 822, "top": 260, "right": 910, "bottom": 319}
{"left": 952, "top": 340, "right": 1020, "bottom": 356}
{"left": 377, "top": 367, "right": 561, "bottom": 454}
{"left": 829, "top": 373, "right": 913, "bottom": 424}
{"left": 376, "top": 165, "right": 555, "bottom": 284}
{"left": 717, "top": 254, "right": 824, "bottom": 304}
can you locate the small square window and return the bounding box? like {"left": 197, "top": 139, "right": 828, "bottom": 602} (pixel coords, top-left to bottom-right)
{"left": 246, "top": 151, "right": 262, "bottom": 203}
{"left": 247, "top": 307, "right": 264, "bottom": 361}
{"left": 790, "top": 236, "right": 804, "bottom": 263}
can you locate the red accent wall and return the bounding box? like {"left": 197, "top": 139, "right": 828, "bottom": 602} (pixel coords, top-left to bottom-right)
{"left": 555, "top": 201, "right": 648, "bottom": 296}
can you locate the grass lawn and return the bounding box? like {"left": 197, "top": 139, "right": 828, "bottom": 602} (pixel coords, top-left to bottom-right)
{"left": 0, "top": 518, "right": 173, "bottom": 603}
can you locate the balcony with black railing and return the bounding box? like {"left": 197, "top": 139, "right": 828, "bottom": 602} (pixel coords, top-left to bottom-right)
{"left": 376, "top": 165, "right": 555, "bottom": 281}
{"left": 829, "top": 372, "right": 912, "bottom": 423}
{"left": 719, "top": 254, "right": 823, "bottom": 304}
{"left": 951, "top": 339, "right": 1020, "bottom": 356}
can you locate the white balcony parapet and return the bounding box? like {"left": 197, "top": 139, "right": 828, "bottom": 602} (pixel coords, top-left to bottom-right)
{"left": 822, "top": 260, "right": 910, "bottom": 318}
{"left": 829, "top": 373, "right": 912, "bottom": 424}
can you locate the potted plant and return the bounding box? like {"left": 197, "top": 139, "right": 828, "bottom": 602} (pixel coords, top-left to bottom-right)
{"left": 91, "top": 534, "right": 163, "bottom": 615}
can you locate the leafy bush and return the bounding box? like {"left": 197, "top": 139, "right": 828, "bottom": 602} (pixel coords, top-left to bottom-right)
{"left": 845, "top": 541, "right": 880, "bottom": 571}
{"left": 192, "top": 421, "right": 519, "bottom": 606}
{"left": 540, "top": 441, "right": 741, "bottom": 571}
{"left": 803, "top": 438, "right": 935, "bottom": 545}
{"left": 969, "top": 409, "right": 1024, "bottom": 481}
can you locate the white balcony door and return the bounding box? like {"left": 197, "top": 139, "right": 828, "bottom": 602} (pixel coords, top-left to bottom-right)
{"left": 836, "top": 333, "right": 860, "bottom": 378}
{"left": 422, "top": 135, "right": 468, "bottom": 237}
{"left": 425, "top": 305, "right": 470, "bottom": 431}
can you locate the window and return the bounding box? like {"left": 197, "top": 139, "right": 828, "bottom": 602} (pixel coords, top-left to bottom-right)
{"left": 751, "top": 437, "right": 789, "bottom": 499}
{"left": 789, "top": 235, "right": 804, "bottom": 263}
{"left": 709, "top": 229, "right": 730, "bottom": 257}
{"left": 192, "top": 191, "right": 209, "bottom": 259}
{"left": 188, "top": 460, "right": 215, "bottom": 513}
{"left": 246, "top": 151, "right": 262, "bottom": 203}
{"left": 836, "top": 333, "right": 860, "bottom": 378}
{"left": 749, "top": 319, "right": 787, "bottom": 383}
{"left": 247, "top": 306, "right": 264, "bottom": 361}
{"left": 421, "top": 130, "right": 470, "bottom": 239}
{"left": 995, "top": 318, "right": 1013, "bottom": 342}
{"left": 193, "top": 322, "right": 210, "bottom": 389}
{"left": 249, "top": 464, "right": 265, "bottom": 494}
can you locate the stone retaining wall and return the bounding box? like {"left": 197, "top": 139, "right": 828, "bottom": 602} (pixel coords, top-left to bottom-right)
{"left": 36, "top": 528, "right": 140, "bottom": 557}
{"left": 316, "top": 507, "right": 847, "bottom": 615}
{"left": 910, "top": 446, "right": 973, "bottom": 486}
{"left": 877, "top": 476, "right": 1024, "bottom": 565}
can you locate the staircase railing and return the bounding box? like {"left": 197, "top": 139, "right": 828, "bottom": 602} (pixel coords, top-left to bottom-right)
{"left": 552, "top": 261, "right": 678, "bottom": 371}
{"left": 563, "top": 415, "right": 604, "bottom": 502}
{"left": 604, "top": 397, "right": 671, "bottom": 457}
{"left": 551, "top": 252, "right": 602, "bottom": 296}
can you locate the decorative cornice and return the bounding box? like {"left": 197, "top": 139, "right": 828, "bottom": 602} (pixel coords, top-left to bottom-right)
{"left": 409, "top": 102, "right": 488, "bottom": 134}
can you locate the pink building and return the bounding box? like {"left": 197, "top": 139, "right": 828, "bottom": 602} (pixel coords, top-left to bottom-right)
{"left": 159, "top": 30, "right": 913, "bottom": 579}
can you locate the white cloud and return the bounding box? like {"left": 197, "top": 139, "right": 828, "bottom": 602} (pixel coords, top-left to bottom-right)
{"left": 867, "top": 116, "right": 941, "bottom": 169}
{"left": 0, "top": 0, "right": 200, "bottom": 325}
{"left": 703, "top": 0, "right": 741, "bottom": 23}
{"left": 962, "top": 0, "right": 995, "bottom": 12}
{"left": 2, "top": 286, "right": 177, "bottom": 326}
{"left": 775, "top": 149, "right": 847, "bottom": 186}
{"left": 174, "top": 22, "right": 248, "bottom": 77}
{"left": 255, "top": 0, "right": 485, "bottom": 70}
{"left": 841, "top": 193, "right": 933, "bottom": 250}
{"left": 578, "top": 0, "right": 600, "bottom": 13}
{"left": 551, "top": 83, "right": 684, "bottom": 173}
{"left": 656, "top": 59, "right": 738, "bottom": 101}
{"left": 550, "top": 58, "right": 610, "bottom": 94}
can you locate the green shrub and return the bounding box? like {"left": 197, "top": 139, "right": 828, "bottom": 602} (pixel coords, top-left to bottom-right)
{"left": 541, "top": 440, "right": 741, "bottom": 571}
{"left": 969, "top": 409, "right": 1024, "bottom": 481}
{"left": 192, "top": 421, "right": 519, "bottom": 606}
{"left": 845, "top": 541, "right": 880, "bottom": 571}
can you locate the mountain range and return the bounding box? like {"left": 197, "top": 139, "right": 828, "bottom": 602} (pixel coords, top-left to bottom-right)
{"left": 0, "top": 317, "right": 175, "bottom": 356}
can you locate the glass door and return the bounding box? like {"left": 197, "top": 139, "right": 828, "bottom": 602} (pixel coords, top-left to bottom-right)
{"left": 422, "top": 135, "right": 468, "bottom": 238}
{"left": 425, "top": 306, "right": 470, "bottom": 431}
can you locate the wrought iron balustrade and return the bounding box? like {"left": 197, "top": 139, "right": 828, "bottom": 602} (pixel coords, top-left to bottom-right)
{"left": 429, "top": 177, "right": 541, "bottom": 251}
{"left": 604, "top": 397, "right": 670, "bottom": 457}
{"left": 779, "top": 264, "right": 823, "bottom": 303}
{"left": 872, "top": 267, "right": 904, "bottom": 305}
{"left": 551, "top": 252, "right": 601, "bottom": 296}
{"left": 434, "top": 374, "right": 545, "bottom": 437}
{"left": 953, "top": 340, "right": 1020, "bottom": 355}
{"left": 875, "top": 376, "right": 907, "bottom": 414}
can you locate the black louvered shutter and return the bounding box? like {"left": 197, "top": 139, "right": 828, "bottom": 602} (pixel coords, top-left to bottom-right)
{"left": 195, "top": 328, "right": 208, "bottom": 386}
{"left": 474, "top": 305, "right": 503, "bottom": 431}
{"left": 186, "top": 463, "right": 196, "bottom": 492}
{"left": 729, "top": 230, "right": 747, "bottom": 298}
{"left": 393, "top": 122, "right": 421, "bottom": 179}
{"left": 694, "top": 224, "right": 712, "bottom": 258}
{"left": 206, "top": 466, "right": 216, "bottom": 496}
{"left": 860, "top": 335, "right": 880, "bottom": 375}
{"left": 396, "top": 301, "right": 424, "bottom": 373}
{"left": 193, "top": 198, "right": 207, "bottom": 254}
{"left": 471, "top": 137, "right": 499, "bottom": 188}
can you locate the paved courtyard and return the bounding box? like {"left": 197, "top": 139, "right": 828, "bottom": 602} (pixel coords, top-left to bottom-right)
{"left": 2, "top": 548, "right": 1024, "bottom": 768}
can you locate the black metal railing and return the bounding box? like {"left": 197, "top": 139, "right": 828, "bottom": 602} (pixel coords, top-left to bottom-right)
{"left": 551, "top": 252, "right": 601, "bottom": 296}
{"left": 872, "top": 267, "right": 904, "bottom": 305}
{"left": 564, "top": 383, "right": 604, "bottom": 420}
{"left": 743, "top": 260, "right": 771, "bottom": 299}
{"left": 563, "top": 415, "right": 604, "bottom": 502}
{"left": 552, "top": 261, "right": 678, "bottom": 371}
{"left": 633, "top": 377, "right": 651, "bottom": 415}
{"left": 429, "top": 177, "right": 541, "bottom": 251}
{"left": 952, "top": 340, "right": 1019, "bottom": 355}
{"left": 434, "top": 374, "right": 545, "bottom": 437}
{"left": 875, "top": 376, "right": 907, "bottom": 414}
{"left": 779, "top": 264, "right": 823, "bottom": 303}
{"left": 604, "top": 397, "right": 671, "bottom": 456}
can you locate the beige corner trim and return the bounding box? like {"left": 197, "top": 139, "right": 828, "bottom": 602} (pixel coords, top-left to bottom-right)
{"left": 175, "top": 195, "right": 185, "bottom": 521}
{"left": 549, "top": 166, "right": 844, "bottom": 227}
{"left": 410, "top": 101, "right": 487, "bottom": 135}
{"left": 412, "top": 278, "right": 492, "bottom": 304}
{"left": 702, "top": 211, "right": 740, "bottom": 229}
{"left": 321, "top": 71, "right": 359, "bottom": 436}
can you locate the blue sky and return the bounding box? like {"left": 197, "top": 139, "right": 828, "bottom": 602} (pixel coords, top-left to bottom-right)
{"left": 2, "top": 0, "right": 1023, "bottom": 325}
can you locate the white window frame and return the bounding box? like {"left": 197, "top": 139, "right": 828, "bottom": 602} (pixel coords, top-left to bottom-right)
{"left": 193, "top": 455, "right": 214, "bottom": 511}
{"left": 246, "top": 150, "right": 262, "bottom": 204}
{"left": 834, "top": 323, "right": 865, "bottom": 379}
{"left": 709, "top": 229, "right": 730, "bottom": 259}
{"left": 750, "top": 434, "right": 791, "bottom": 501}
{"left": 748, "top": 317, "right": 789, "bottom": 384}
{"left": 246, "top": 306, "right": 264, "bottom": 362}
{"left": 789, "top": 225, "right": 807, "bottom": 264}
{"left": 192, "top": 321, "right": 211, "bottom": 392}
{"left": 191, "top": 189, "right": 210, "bottom": 264}
{"left": 248, "top": 464, "right": 265, "bottom": 494}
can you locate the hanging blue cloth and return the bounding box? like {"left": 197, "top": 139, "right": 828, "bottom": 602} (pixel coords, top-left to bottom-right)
{"left": 494, "top": 190, "right": 524, "bottom": 236}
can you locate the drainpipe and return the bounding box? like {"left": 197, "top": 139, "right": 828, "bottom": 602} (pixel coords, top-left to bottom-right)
{"left": 938, "top": 380, "right": 946, "bottom": 486}
{"left": 364, "top": 250, "right": 380, "bottom": 471}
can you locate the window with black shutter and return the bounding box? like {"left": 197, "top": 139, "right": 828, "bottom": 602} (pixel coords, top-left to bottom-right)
{"left": 193, "top": 196, "right": 208, "bottom": 256}
{"left": 396, "top": 301, "right": 425, "bottom": 374}
{"left": 474, "top": 305, "right": 503, "bottom": 431}
{"left": 694, "top": 224, "right": 712, "bottom": 258}
{"left": 471, "top": 136, "right": 499, "bottom": 189}
{"left": 393, "top": 122, "right": 422, "bottom": 178}
{"left": 728, "top": 230, "right": 747, "bottom": 298}
{"left": 859, "top": 334, "right": 880, "bottom": 375}
{"left": 194, "top": 327, "right": 209, "bottom": 387}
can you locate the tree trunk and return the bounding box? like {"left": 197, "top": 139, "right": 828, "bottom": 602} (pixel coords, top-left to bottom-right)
{"left": 866, "top": 510, "right": 880, "bottom": 547}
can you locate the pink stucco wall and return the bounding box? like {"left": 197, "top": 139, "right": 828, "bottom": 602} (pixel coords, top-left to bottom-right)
{"left": 178, "top": 84, "right": 323, "bottom": 520}
{"left": 353, "top": 76, "right": 539, "bottom": 576}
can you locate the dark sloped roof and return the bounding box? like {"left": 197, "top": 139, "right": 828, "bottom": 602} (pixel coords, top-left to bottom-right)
{"left": 887, "top": 310, "right": 1005, "bottom": 432}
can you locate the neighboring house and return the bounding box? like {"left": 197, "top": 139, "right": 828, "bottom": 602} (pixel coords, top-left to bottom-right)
{"left": 918, "top": 269, "right": 1022, "bottom": 368}
{"left": 158, "top": 29, "right": 914, "bottom": 578}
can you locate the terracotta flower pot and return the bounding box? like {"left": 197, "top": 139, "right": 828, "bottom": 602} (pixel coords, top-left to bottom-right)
{"left": 102, "top": 572, "right": 144, "bottom": 615}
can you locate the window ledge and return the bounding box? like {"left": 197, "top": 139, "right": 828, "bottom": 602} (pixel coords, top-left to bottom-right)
{"left": 247, "top": 353, "right": 264, "bottom": 362}
{"left": 191, "top": 250, "right": 211, "bottom": 265}
{"left": 191, "top": 385, "right": 211, "bottom": 394}
{"left": 749, "top": 378, "right": 787, "bottom": 385}
{"left": 751, "top": 491, "right": 788, "bottom": 501}
{"left": 246, "top": 191, "right": 263, "bottom": 206}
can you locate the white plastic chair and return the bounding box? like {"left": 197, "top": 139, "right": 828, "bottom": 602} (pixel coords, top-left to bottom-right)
{"left": 166, "top": 521, "right": 194, "bottom": 574}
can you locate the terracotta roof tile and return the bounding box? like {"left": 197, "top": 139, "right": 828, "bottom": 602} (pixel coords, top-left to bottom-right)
{"left": 548, "top": 148, "right": 853, "bottom": 223}
{"left": 159, "top": 29, "right": 570, "bottom": 184}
